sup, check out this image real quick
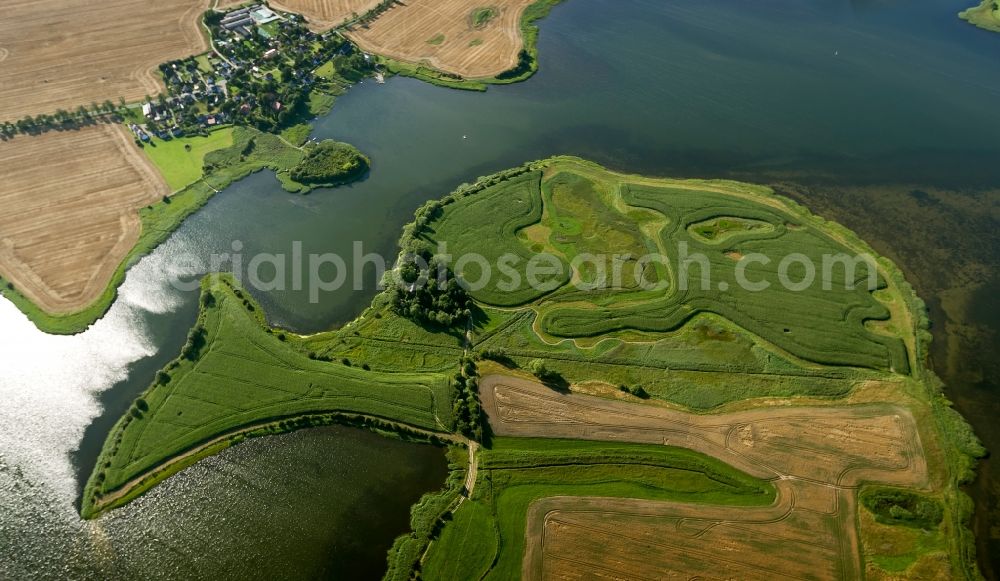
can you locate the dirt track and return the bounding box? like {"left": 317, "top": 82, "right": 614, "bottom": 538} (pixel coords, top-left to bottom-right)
{"left": 479, "top": 375, "right": 929, "bottom": 580}
{"left": 347, "top": 0, "right": 537, "bottom": 78}
{"left": 0, "top": 126, "right": 169, "bottom": 314}
{"left": 0, "top": 0, "right": 210, "bottom": 120}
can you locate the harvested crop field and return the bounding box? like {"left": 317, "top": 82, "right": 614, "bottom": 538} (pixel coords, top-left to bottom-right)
{"left": 270, "top": 0, "right": 382, "bottom": 30}
{"left": 347, "top": 0, "right": 538, "bottom": 78}
{"left": 0, "top": 0, "right": 209, "bottom": 120}
{"left": 527, "top": 482, "right": 857, "bottom": 580}
{"left": 479, "top": 375, "right": 929, "bottom": 580}
{"left": 0, "top": 125, "right": 169, "bottom": 314}
{"left": 480, "top": 375, "right": 927, "bottom": 488}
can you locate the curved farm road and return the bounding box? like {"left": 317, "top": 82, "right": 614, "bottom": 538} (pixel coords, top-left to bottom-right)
{"left": 478, "top": 375, "right": 929, "bottom": 580}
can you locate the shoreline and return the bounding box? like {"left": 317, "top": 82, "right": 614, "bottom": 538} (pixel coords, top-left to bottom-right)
{"left": 78, "top": 156, "right": 985, "bottom": 577}
{"left": 0, "top": 0, "right": 567, "bottom": 335}
{"left": 82, "top": 409, "right": 463, "bottom": 519}
{"left": 960, "top": 0, "right": 1000, "bottom": 33}
{"left": 365, "top": 0, "right": 566, "bottom": 91}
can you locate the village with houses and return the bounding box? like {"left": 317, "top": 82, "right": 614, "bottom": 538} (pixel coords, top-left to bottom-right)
{"left": 129, "top": 3, "right": 375, "bottom": 144}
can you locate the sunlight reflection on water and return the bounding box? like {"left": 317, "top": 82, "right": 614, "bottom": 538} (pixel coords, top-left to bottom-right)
{"left": 0, "top": 241, "right": 195, "bottom": 576}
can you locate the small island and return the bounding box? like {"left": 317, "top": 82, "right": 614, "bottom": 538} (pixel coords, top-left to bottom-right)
{"left": 289, "top": 140, "right": 370, "bottom": 188}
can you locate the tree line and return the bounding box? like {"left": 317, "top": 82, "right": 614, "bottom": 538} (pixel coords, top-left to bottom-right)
{"left": 1, "top": 98, "right": 128, "bottom": 138}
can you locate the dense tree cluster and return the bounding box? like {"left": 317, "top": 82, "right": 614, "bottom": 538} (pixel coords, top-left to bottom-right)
{"left": 451, "top": 356, "right": 485, "bottom": 442}
{"left": 495, "top": 49, "right": 533, "bottom": 81}
{"left": 289, "top": 140, "right": 369, "bottom": 184}
{"left": 389, "top": 257, "right": 472, "bottom": 328}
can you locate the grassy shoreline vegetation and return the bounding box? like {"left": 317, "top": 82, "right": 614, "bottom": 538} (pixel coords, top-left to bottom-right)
{"left": 960, "top": 0, "right": 1000, "bottom": 32}
{"left": 0, "top": 125, "right": 363, "bottom": 334}
{"left": 81, "top": 273, "right": 458, "bottom": 518}
{"left": 82, "top": 157, "right": 983, "bottom": 578}
{"left": 376, "top": 0, "right": 566, "bottom": 91}
{"left": 383, "top": 446, "right": 470, "bottom": 580}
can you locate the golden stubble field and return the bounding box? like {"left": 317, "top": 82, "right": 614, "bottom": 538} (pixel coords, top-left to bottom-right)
{"left": 346, "top": 0, "right": 538, "bottom": 78}
{"left": 267, "top": 0, "right": 382, "bottom": 30}
{"left": 0, "top": 0, "right": 210, "bottom": 120}
{"left": 0, "top": 126, "right": 169, "bottom": 314}
{"left": 479, "top": 375, "right": 930, "bottom": 580}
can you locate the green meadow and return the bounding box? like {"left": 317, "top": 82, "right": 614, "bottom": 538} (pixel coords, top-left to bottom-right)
{"left": 142, "top": 128, "right": 235, "bottom": 191}
{"left": 82, "top": 274, "right": 454, "bottom": 517}
{"left": 1, "top": 126, "right": 345, "bottom": 335}
{"left": 80, "top": 157, "right": 978, "bottom": 579}
{"left": 428, "top": 157, "right": 909, "bottom": 379}
{"left": 88, "top": 157, "right": 920, "bottom": 511}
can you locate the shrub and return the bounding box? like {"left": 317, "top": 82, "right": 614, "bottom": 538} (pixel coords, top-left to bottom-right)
{"left": 860, "top": 487, "right": 944, "bottom": 529}
{"left": 529, "top": 359, "right": 550, "bottom": 379}
{"left": 479, "top": 348, "right": 515, "bottom": 367}
{"left": 619, "top": 384, "right": 649, "bottom": 399}
{"left": 181, "top": 326, "right": 207, "bottom": 361}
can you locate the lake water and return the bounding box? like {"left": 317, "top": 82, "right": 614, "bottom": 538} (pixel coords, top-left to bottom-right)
{"left": 1, "top": 0, "right": 998, "bottom": 577}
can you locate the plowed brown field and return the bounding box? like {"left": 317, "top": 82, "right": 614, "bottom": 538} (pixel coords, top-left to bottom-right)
{"left": 0, "top": 0, "right": 209, "bottom": 120}
{"left": 347, "top": 0, "right": 537, "bottom": 78}
{"left": 479, "top": 375, "right": 929, "bottom": 580}
{"left": 0, "top": 125, "right": 169, "bottom": 314}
